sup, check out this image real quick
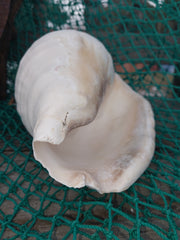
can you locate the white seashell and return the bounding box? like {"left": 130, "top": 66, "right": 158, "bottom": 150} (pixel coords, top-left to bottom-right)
{"left": 15, "top": 30, "right": 155, "bottom": 194}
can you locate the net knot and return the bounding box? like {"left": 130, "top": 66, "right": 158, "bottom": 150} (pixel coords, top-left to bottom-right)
{"left": 20, "top": 225, "right": 28, "bottom": 233}
{"left": 13, "top": 165, "right": 20, "bottom": 172}
{"left": 24, "top": 173, "right": 32, "bottom": 181}
{"left": 168, "top": 231, "right": 176, "bottom": 240}
{"left": 107, "top": 231, "right": 113, "bottom": 239}
{"left": 9, "top": 185, "right": 17, "bottom": 194}
{"left": 155, "top": 188, "right": 161, "bottom": 195}
{"left": 107, "top": 202, "right": 112, "bottom": 209}
{"left": 0, "top": 172, "right": 5, "bottom": 182}
{"left": 166, "top": 208, "right": 171, "bottom": 216}
{"left": 2, "top": 215, "right": 12, "bottom": 225}
{"left": 133, "top": 197, "right": 139, "bottom": 204}
{"left": 92, "top": 232, "right": 99, "bottom": 240}
{"left": 144, "top": 208, "right": 152, "bottom": 218}
{"left": 71, "top": 220, "right": 78, "bottom": 229}
{"left": 36, "top": 184, "right": 42, "bottom": 191}
{"left": 130, "top": 228, "right": 137, "bottom": 238}
{"left": 172, "top": 182, "right": 179, "bottom": 189}
{"left": 55, "top": 218, "right": 62, "bottom": 226}
{"left": 53, "top": 215, "right": 59, "bottom": 223}
{"left": 81, "top": 188, "right": 88, "bottom": 195}
{"left": 0, "top": 171, "right": 3, "bottom": 178}
{"left": 103, "top": 219, "right": 109, "bottom": 228}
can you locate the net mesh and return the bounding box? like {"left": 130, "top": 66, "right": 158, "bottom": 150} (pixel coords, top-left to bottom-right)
{"left": 0, "top": 0, "right": 180, "bottom": 239}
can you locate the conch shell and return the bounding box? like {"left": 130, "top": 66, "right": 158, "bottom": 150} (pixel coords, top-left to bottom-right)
{"left": 15, "top": 30, "right": 155, "bottom": 193}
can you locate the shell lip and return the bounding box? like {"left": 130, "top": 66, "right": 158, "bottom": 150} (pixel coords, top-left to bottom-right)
{"left": 32, "top": 130, "right": 155, "bottom": 194}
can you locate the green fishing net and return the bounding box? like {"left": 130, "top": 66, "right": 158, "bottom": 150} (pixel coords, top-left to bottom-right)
{"left": 0, "top": 0, "right": 180, "bottom": 239}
